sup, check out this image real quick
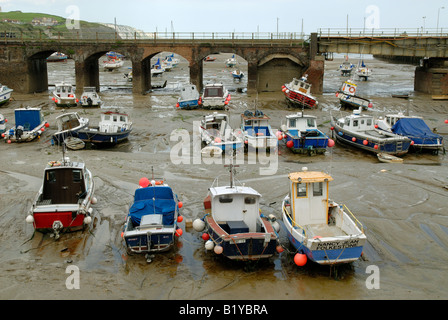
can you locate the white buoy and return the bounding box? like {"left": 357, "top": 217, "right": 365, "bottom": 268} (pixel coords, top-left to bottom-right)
{"left": 26, "top": 215, "right": 34, "bottom": 224}
{"left": 83, "top": 216, "right": 92, "bottom": 225}
{"left": 91, "top": 197, "right": 97, "bottom": 204}
{"left": 88, "top": 208, "right": 93, "bottom": 214}
{"left": 193, "top": 219, "right": 205, "bottom": 232}
{"left": 272, "top": 221, "right": 280, "bottom": 233}
{"left": 205, "top": 240, "right": 215, "bottom": 250}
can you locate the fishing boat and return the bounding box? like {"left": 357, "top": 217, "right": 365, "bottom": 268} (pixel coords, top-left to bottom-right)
{"left": 339, "top": 59, "right": 355, "bottom": 76}
{"left": 280, "top": 112, "right": 329, "bottom": 155}
{"left": 0, "top": 114, "right": 7, "bottom": 134}
{"left": 281, "top": 168, "right": 367, "bottom": 265}
{"left": 176, "top": 84, "right": 201, "bottom": 110}
{"left": 25, "top": 148, "right": 96, "bottom": 239}
{"left": 151, "top": 58, "right": 165, "bottom": 77}
{"left": 0, "top": 84, "right": 13, "bottom": 106}
{"left": 282, "top": 75, "right": 318, "bottom": 109}
{"left": 103, "top": 58, "right": 124, "bottom": 71}
{"left": 199, "top": 112, "right": 244, "bottom": 153}
{"left": 335, "top": 80, "right": 372, "bottom": 110}
{"left": 52, "top": 112, "right": 89, "bottom": 145}
{"left": 165, "top": 53, "right": 179, "bottom": 67}
{"left": 77, "top": 111, "right": 132, "bottom": 147}
{"left": 241, "top": 109, "right": 278, "bottom": 151}
{"left": 122, "top": 173, "right": 182, "bottom": 262}
{"left": 80, "top": 87, "right": 102, "bottom": 108}
{"left": 356, "top": 60, "right": 372, "bottom": 81}
{"left": 330, "top": 108, "right": 412, "bottom": 156}
{"left": 124, "top": 69, "right": 133, "bottom": 82}
{"left": 376, "top": 112, "right": 444, "bottom": 153}
{"left": 204, "top": 56, "right": 216, "bottom": 62}
{"left": 201, "top": 83, "right": 230, "bottom": 109}
{"left": 106, "top": 51, "right": 124, "bottom": 60}
{"left": 231, "top": 69, "right": 244, "bottom": 80}
{"left": 193, "top": 165, "right": 279, "bottom": 261}
{"left": 52, "top": 82, "right": 78, "bottom": 108}
{"left": 225, "top": 55, "right": 237, "bottom": 67}
{"left": 2, "top": 107, "right": 48, "bottom": 143}
{"left": 46, "top": 52, "right": 68, "bottom": 63}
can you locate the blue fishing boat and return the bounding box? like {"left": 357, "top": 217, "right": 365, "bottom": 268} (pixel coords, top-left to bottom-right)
{"left": 280, "top": 112, "right": 329, "bottom": 155}
{"left": 282, "top": 168, "right": 367, "bottom": 266}
{"left": 193, "top": 165, "right": 279, "bottom": 261}
{"left": 330, "top": 108, "right": 412, "bottom": 156}
{"left": 176, "top": 84, "right": 200, "bottom": 109}
{"left": 122, "top": 175, "right": 182, "bottom": 262}
{"left": 231, "top": 69, "right": 244, "bottom": 80}
{"left": 3, "top": 107, "right": 48, "bottom": 143}
{"left": 77, "top": 111, "right": 132, "bottom": 147}
{"left": 151, "top": 58, "right": 165, "bottom": 77}
{"left": 335, "top": 80, "right": 372, "bottom": 110}
{"left": 376, "top": 113, "right": 444, "bottom": 153}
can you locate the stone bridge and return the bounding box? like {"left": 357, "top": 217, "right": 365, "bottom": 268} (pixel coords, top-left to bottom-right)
{"left": 0, "top": 31, "right": 323, "bottom": 96}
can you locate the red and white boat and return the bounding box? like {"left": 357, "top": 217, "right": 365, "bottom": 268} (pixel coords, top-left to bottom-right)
{"left": 282, "top": 75, "right": 318, "bottom": 109}
{"left": 26, "top": 149, "right": 96, "bottom": 239}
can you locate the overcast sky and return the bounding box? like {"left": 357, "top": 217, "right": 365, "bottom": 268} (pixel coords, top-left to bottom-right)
{"left": 1, "top": 0, "right": 447, "bottom": 34}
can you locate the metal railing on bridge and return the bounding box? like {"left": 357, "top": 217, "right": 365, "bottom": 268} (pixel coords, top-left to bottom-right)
{"left": 318, "top": 28, "right": 448, "bottom": 38}
{"left": 1, "top": 30, "right": 309, "bottom": 46}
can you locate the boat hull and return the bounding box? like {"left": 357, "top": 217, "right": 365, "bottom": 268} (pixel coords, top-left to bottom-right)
{"left": 284, "top": 89, "right": 318, "bottom": 109}
{"left": 0, "top": 90, "right": 13, "bottom": 106}
{"left": 77, "top": 129, "right": 131, "bottom": 146}
{"left": 205, "top": 216, "right": 277, "bottom": 261}
{"left": 285, "top": 130, "right": 328, "bottom": 155}
{"left": 123, "top": 224, "right": 176, "bottom": 254}
{"left": 32, "top": 211, "right": 86, "bottom": 232}
{"left": 337, "top": 93, "right": 371, "bottom": 109}
{"left": 178, "top": 99, "right": 200, "bottom": 109}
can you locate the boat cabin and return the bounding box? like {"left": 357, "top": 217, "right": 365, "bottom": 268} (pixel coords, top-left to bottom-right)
{"left": 203, "top": 113, "right": 229, "bottom": 131}
{"left": 287, "top": 170, "right": 334, "bottom": 226}
{"left": 340, "top": 80, "right": 357, "bottom": 95}
{"left": 14, "top": 108, "right": 44, "bottom": 131}
{"left": 207, "top": 186, "right": 261, "bottom": 233}
{"left": 203, "top": 84, "right": 225, "bottom": 98}
{"left": 289, "top": 76, "right": 312, "bottom": 94}
{"left": 40, "top": 161, "right": 89, "bottom": 205}
{"left": 54, "top": 83, "right": 75, "bottom": 98}
{"left": 99, "top": 112, "right": 131, "bottom": 133}
{"left": 241, "top": 111, "right": 271, "bottom": 136}
{"left": 337, "top": 109, "right": 375, "bottom": 132}
{"left": 56, "top": 113, "right": 83, "bottom": 131}
{"left": 284, "top": 113, "right": 318, "bottom": 134}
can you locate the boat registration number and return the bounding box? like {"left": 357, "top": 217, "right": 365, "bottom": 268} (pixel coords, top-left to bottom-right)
{"left": 315, "top": 239, "right": 359, "bottom": 250}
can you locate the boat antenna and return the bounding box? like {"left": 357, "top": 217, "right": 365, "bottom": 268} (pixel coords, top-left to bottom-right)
{"left": 62, "top": 140, "right": 67, "bottom": 165}
{"left": 406, "top": 98, "right": 411, "bottom": 116}
{"left": 224, "top": 163, "right": 239, "bottom": 188}
{"left": 151, "top": 166, "right": 154, "bottom": 180}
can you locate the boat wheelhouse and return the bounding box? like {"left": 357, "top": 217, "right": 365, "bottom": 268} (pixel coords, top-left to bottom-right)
{"left": 176, "top": 84, "right": 200, "bottom": 110}
{"left": 282, "top": 168, "right": 366, "bottom": 265}
{"left": 200, "top": 112, "right": 243, "bottom": 152}
{"left": 240, "top": 110, "right": 277, "bottom": 151}
{"left": 335, "top": 80, "right": 372, "bottom": 110}
{"left": 0, "top": 84, "right": 13, "bottom": 106}
{"left": 80, "top": 87, "right": 102, "bottom": 107}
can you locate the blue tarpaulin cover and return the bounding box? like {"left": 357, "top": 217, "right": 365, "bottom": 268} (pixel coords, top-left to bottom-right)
{"left": 15, "top": 109, "right": 43, "bottom": 130}
{"left": 129, "top": 186, "right": 176, "bottom": 226}
{"left": 392, "top": 118, "right": 442, "bottom": 144}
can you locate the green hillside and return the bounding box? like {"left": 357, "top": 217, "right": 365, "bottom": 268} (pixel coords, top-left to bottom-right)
{"left": 0, "top": 11, "right": 115, "bottom": 39}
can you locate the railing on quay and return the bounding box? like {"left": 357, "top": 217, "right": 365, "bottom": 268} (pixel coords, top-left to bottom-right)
{"left": 318, "top": 28, "right": 448, "bottom": 39}
{"left": 0, "top": 30, "right": 309, "bottom": 46}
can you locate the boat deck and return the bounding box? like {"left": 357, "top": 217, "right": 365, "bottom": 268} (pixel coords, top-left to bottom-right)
{"left": 304, "top": 223, "right": 347, "bottom": 238}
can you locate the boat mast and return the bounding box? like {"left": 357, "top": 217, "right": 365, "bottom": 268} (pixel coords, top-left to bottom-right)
{"left": 224, "top": 164, "right": 239, "bottom": 188}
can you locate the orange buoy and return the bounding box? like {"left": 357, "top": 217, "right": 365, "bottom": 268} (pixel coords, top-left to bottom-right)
{"left": 294, "top": 253, "right": 307, "bottom": 266}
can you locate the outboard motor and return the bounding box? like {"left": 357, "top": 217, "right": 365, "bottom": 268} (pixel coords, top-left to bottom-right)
{"left": 15, "top": 125, "right": 24, "bottom": 139}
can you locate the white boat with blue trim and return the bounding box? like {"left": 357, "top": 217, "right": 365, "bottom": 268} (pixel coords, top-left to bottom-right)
{"left": 281, "top": 168, "right": 367, "bottom": 265}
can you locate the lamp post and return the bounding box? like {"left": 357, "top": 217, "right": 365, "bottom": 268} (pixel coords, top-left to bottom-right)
{"left": 437, "top": 6, "right": 445, "bottom": 34}
{"left": 423, "top": 16, "right": 426, "bottom": 33}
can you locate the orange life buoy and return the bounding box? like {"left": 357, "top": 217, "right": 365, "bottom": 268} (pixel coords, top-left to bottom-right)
{"left": 349, "top": 86, "right": 355, "bottom": 94}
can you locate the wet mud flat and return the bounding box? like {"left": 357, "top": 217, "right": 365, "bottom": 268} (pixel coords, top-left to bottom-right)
{"left": 0, "top": 54, "right": 447, "bottom": 300}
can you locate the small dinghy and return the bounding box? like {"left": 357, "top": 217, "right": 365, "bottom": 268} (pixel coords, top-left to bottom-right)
{"left": 201, "top": 146, "right": 223, "bottom": 158}
{"left": 377, "top": 153, "right": 403, "bottom": 163}
{"left": 64, "top": 136, "right": 85, "bottom": 150}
